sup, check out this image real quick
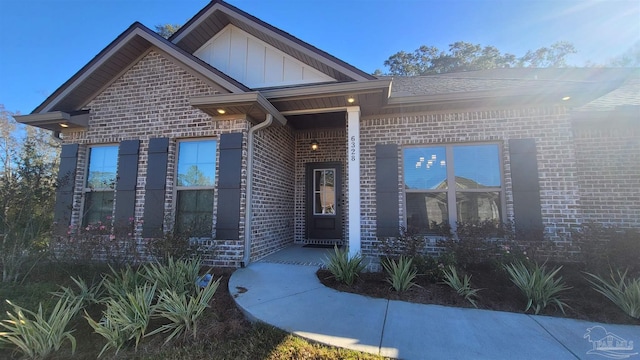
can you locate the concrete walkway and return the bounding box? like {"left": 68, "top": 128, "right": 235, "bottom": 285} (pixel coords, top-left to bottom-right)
{"left": 229, "top": 261, "right": 640, "bottom": 359}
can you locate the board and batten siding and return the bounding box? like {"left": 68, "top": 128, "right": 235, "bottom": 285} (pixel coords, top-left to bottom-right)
{"left": 194, "top": 24, "right": 336, "bottom": 89}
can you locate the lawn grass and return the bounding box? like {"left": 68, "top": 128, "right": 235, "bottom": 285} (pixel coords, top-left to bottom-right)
{"left": 0, "top": 262, "right": 387, "bottom": 360}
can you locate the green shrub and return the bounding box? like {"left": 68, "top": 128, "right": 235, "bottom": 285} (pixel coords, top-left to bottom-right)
{"left": 504, "top": 261, "right": 570, "bottom": 314}
{"left": 412, "top": 253, "right": 456, "bottom": 283}
{"left": 86, "top": 283, "right": 156, "bottom": 356}
{"left": 573, "top": 223, "right": 640, "bottom": 273}
{"left": 378, "top": 226, "right": 426, "bottom": 258}
{"left": 149, "top": 276, "right": 221, "bottom": 344}
{"left": 0, "top": 298, "right": 80, "bottom": 359}
{"left": 52, "top": 275, "right": 103, "bottom": 308}
{"left": 101, "top": 264, "right": 145, "bottom": 300}
{"left": 441, "top": 265, "right": 481, "bottom": 308}
{"left": 382, "top": 256, "right": 419, "bottom": 292}
{"left": 324, "top": 246, "right": 366, "bottom": 286}
{"left": 585, "top": 269, "right": 640, "bottom": 319}
{"left": 142, "top": 257, "right": 201, "bottom": 295}
{"left": 439, "top": 220, "right": 512, "bottom": 268}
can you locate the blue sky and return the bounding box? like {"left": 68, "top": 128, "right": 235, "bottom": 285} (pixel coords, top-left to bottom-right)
{"left": 1, "top": 0, "right": 638, "bottom": 116}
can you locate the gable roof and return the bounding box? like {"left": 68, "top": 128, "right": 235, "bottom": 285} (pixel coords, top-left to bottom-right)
{"left": 32, "top": 22, "right": 250, "bottom": 114}
{"left": 170, "top": 0, "right": 376, "bottom": 83}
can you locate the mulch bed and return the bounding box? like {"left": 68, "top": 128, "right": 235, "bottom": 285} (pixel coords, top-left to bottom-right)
{"left": 317, "top": 263, "right": 640, "bottom": 326}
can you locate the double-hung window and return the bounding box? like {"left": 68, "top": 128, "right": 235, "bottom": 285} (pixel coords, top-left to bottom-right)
{"left": 83, "top": 145, "right": 118, "bottom": 225}
{"left": 175, "top": 139, "right": 217, "bottom": 236}
{"left": 403, "top": 143, "right": 503, "bottom": 233}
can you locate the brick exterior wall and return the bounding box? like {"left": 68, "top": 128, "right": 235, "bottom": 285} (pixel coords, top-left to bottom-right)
{"left": 60, "top": 50, "right": 249, "bottom": 267}
{"left": 52, "top": 49, "right": 637, "bottom": 267}
{"left": 573, "top": 122, "right": 640, "bottom": 227}
{"left": 249, "top": 124, "right": 296, "bottom": 261}
{"left": 358, "top": 107, "right": 580, "bottom": 257}
{"left": 294, "top": 128, "right": 347, "bottom": 244}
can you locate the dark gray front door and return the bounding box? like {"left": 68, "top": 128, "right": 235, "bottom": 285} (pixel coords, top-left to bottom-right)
{"left": 306, "top": 162, "right": 342, "bottom": 240}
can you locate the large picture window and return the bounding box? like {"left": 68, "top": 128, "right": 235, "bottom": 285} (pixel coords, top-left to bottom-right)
{"left": 83, "top": 145, "right": 118, "bottom": 225}
{"left": 403, "top": 144, "right": 503, "bottom": 233}
{"left": 175, "top": 139, "right": 217, "bottom": 236}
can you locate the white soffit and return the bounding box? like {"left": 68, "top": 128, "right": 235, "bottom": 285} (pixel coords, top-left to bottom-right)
{"left": 194, "top": 24, "right": 336, "bottom": 89}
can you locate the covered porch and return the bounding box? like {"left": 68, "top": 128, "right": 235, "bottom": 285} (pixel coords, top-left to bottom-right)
{"left": 190, "top": 80, "right": 391, "bottom": 264}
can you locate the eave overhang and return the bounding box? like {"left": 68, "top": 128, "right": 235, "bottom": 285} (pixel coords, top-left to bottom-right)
{"left": 380, "top": 81, "right": 623, "bottom": 115}
{"left": 14, "top": 111, "right": 89, "bottom": 131}
{"left": 190, "top": 92, "right": 287, "bottom": 125}
{"left": 32, "top": 22, "right": 249, "bottom": 116}
{"left": 571, "top": 105, "right": 640, "bottom": 129}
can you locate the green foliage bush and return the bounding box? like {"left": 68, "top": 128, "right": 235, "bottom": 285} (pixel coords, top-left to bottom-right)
{"left": 441, "top": 265, "right": 481, "bottom": 308}
{"left": 0, "top": 129, "right": 59, "bottom": 283}
{"left": 0, "top": 297, "right": 80, "bottom": 359}
{"left": 504, "top": 261, "right": 570, "bottom": 314}
{"left": 572, "top": 223, "right": 640, "bottom": 273}
{"left": 149, "top": 275, "right": 221, "bottom": 344}
{"left": 143, "top": 257, "right": 201, "bottom": 295}
{"left": 382, "top": 256, "right": 419, "bottom": 292}
{"left": 439, "top": 220, "right": 513, "bottom": 268}
{"left": 86, "top": 283, "right": 157, "bottom": 356}
{"left": 585, "top": 269, "right": 640, "bottom": 319}
{"left": 102, "top": 264, "right": 146, "bottom": 300}
{"left": 51, "top": 219, "right": 143, "bottom": 266}
{"left": 52, "top": 276, "right": 103, "bottom": 309}
{"left": 325, "top": 245, "right": 366, "bottom": 286}
{"left": 378, "top": 226, "right": 426, "bottom": 258}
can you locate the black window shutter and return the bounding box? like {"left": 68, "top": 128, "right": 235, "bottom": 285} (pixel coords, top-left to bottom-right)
{"left": 114, "top": 140, "right": 140, "bottom": 227}
{"left": 216, "top": 133, "right": 243, "bottom": 240}
{"left": 376, "top": 144, "right": 399, "bottom": 237}
{"left": 508, "top": 139, "right": 543, "bottom": 234}
{"left": 53, "top": 144, "right": 79, "bottom": 236}
{"left": 142, "top": 138, "right": 169, "bottom": 237}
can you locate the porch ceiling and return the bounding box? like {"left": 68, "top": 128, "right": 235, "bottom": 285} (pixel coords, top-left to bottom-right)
{"left": 261, "top": 79, "right": 391, "bottom": 117}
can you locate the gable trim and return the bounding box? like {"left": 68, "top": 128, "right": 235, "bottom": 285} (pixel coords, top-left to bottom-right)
{"left": 33, "top": 23, "right": 250, "bottom": 114}
{"left": 172, "top": 0, "right": 376, "bottom": 83}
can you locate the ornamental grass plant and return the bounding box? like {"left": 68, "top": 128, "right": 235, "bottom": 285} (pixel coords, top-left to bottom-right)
{"left": 324, "top": 245, "right": 366, "bottom": 286}
{"left": 149, "top": 276, "right": 221, "bottom": 344}
{"left": 504, "top": 261, "right": 570, "bottom": 314}
{"left": 585, "top": 269, "right": 640, "bottom": 319}
{"left": 382, "top": 256, "right": 419, "bottom": 292}
{"left": 142, "top": 257, "right": 201, "bottom": 295}
{"left": 86, "top": 283, "right": 157, "bottom": 357}
{"left": 0, "top": 298, "right": 80, "bottom": 359}
{"left": 441, "top": 265, "right": 481, "bottom": 308}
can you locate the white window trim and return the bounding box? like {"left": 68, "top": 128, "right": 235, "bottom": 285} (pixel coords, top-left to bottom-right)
{"left": 402, "top": 142, "right": 506, "bottom": 232}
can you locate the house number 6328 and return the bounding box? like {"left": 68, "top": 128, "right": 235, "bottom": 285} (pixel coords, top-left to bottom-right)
{"left": 350, "top": 136, "right": 357, "bottom": 161}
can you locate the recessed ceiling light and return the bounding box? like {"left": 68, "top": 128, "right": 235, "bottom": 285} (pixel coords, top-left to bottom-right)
{"left": 217, "top": 109, "right": 226, "bottom": 114}
{"left": 562, "top": 96, "right": 571, "bottom": 101}
{"left": 59, "top": 123, "right": 69, "bottom": 128}
{"left": 347, "top": 97, "right": 355, "bottom": 104}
